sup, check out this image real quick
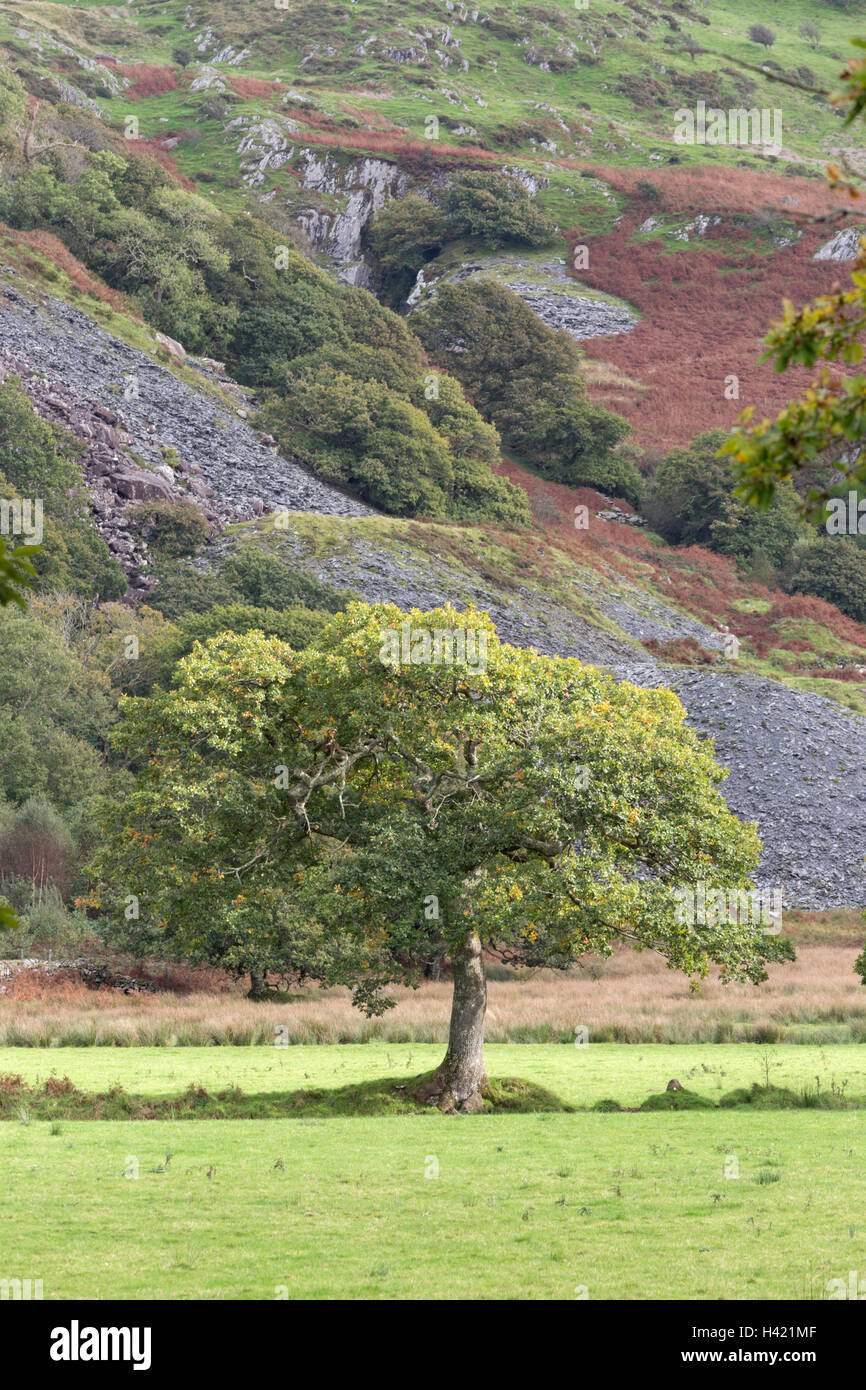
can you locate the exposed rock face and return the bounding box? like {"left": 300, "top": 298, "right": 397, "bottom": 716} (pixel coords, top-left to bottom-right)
{"left": 0, "top": 272, "right": 372, "bottom": 599}
{"left": 500, "top": 166, "right": 551, "bottom": 198}
{"left": 813, "top": 227, "right": 866, "bottom": 261}
{"left": 231, "top": 523, "right": 866, "bottom": 908}
{"left": 510, "top": 280, "right": 638, "bottom": 339}
{"left": 295, "top": 152, "right": 409, "bottom": 286}
{"left": 226, "top": 119, "right": 409, "bottom": 285}
{"left": 412, "top": 255, "right": 639, "bottom": 339}
{"left": 227, "top": 114, "right": 300, "bottom": 185}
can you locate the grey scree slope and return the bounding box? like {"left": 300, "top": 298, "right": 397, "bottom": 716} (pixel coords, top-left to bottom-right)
{"left": 1, "top": 274, "right": 862, "bottom": 908}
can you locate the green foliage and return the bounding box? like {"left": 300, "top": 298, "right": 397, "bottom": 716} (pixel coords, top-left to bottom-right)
{"left": 444, "top": 171, "right": 556, "bottom": 249}
{"left": 93, "top": 603, "right": 787, "bottom": 1004}
{"left": 148, "top": 603, "right": 328, "bottom": 689}
{"left": 790, "top": 535, "right": 866, "bottom": 620}
{"left": 366, "top": 194, "right": 447, "bottom": 307}
{"left": 368, "top": 173, "right": 554, "bottom": 307}
{"left": 261, "top": 369, "right": 448, "bottom": 518}
{"left": 0, "top": 878, "right": 94, "bottom": 956}
{"left": 0, "top": 535, "right": 37, "bottom": 611}
{"left": 147, "top": 542, "right": 349, "bottom": 622}
{"left": 649, "top": 430, "right": 805, "bottom": 568}
{"left": 0, "top": 68, "right": 26, "bottom": 155}
{"left": 259, "top": 363, "right": 529, "bottom": 523}
{"left": 126, "top": 498, "right": 211, "bottom": 558}
{"left": 0, "top": 606, "right": 110, "bottom": 812}
{"left": 413, "top": 279, "right": 634, "bottom": 500}
{"left": 0, "top": 382, "right": 124, "bottom": 601}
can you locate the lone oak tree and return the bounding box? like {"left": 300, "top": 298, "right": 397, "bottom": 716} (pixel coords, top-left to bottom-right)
{"left": 95, "top": 602, "right": 791, "bottom": 1109}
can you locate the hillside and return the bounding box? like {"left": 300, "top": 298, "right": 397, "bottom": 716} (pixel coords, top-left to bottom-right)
{"left": 0, "top": 0, "right": 861, "bottom": 464}
{"left": 0, "top": 0, "right": 865, "bottom": 920}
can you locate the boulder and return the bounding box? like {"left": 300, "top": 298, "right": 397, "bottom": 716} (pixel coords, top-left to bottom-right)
{"left": 154, "top": 331, "right": 187, "bottom": 361}
{"left": 113, "top": 470, "right": 175, "bottom": 502}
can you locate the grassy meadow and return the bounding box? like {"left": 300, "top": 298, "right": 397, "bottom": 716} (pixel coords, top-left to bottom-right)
{"left": 2, "top": 913, "right": 862, "bottom": 1046}
{"left": 3, "top": 915, "right": 866, "bottom": 1299}
{"left": 2, "top": 1109, "right": 863, "bottom": 1299}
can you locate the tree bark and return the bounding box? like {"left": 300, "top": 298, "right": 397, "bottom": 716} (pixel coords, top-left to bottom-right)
{"left": 247, "top": 968, "right": 268, "bottom": 1001}
{"left": 419, "top": 931, "right": 487, "bottom": 1111}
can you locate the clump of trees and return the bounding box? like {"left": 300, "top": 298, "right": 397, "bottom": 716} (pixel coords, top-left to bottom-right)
{"left": 0, "top": 103, "right": 529, "bottom": 528}
{"left": 412, "top": 279, "right": 639, "bottom": 502}
{"left": 643, "top": 430, "right": 866, "bottom": 616}
{"left": 646, "top": 430, "right": 806, "bottom": 573}
{"left": 368, "top": 171, "right": 556, "bottom": 307}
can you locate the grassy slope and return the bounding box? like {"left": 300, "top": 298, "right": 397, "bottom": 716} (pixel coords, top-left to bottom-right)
{"left": 5, "top": 0, "right": 857, "bottom": 164}
{"left": 1, "top": 0, "right": 859, "bottom": 230}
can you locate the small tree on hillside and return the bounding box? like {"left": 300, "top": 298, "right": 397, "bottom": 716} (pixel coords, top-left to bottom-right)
{"left": 748, "top": 24, "right": 776, "bottom": 49}
{"left": 94, "top": 604, "right": 792, "bottom": 1108}
{"left": 799, "top": 21, "right": 821, "bottom": 50}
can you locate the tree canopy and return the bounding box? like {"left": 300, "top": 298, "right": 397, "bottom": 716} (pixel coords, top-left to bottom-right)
{"left": 412, "top": 279, "right": 637, "bottom": 503}
{"left": 93, "top": 602, "right": 791, "bottom": 1106}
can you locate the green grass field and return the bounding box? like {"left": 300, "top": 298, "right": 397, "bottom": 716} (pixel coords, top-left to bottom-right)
{"left": 1, "top": 1043, "right": 865, "bottom": 1298}
{"left": 1, "top": 1109, "right": 861, "bottom": 1299}
{"left": 3, "top": 1042, "right": 865, "bottom": 1108}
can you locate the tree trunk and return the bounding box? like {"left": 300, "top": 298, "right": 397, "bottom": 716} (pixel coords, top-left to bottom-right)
{"left": 418, "top": 931, "right": 487, "bottom": 1112}
{"left": 247, "top": 968, "right": 267, "bottom": 1001}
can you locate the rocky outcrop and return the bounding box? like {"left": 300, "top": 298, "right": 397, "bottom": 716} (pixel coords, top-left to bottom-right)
{"left": 510, "top": 280, "right": 638, "bottom": 339}
{"left": 411, "top": 255, "right": 639, "bottom": 339}
{"left": 814, "top": 226, "right": 866, "bottom": 261}
{"left": 0, "top": 272, "right": 372, "bottom": 599}
{"left": 226, "top": 118, "right": 410, "bottom": 285}
{"left": 295, "top": 152, "right": 409, "bottom": 286}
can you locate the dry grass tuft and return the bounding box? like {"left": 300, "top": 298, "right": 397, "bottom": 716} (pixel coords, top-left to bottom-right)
{"left": 1, "top": 916, "right": 862, "bottom": 1046}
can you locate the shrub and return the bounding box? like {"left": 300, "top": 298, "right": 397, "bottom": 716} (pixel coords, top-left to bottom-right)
{"left": 147, "top": 544, "right": 348, "bottom": 622}
{"left": 748, "top": 24, "right": 776, "bottom": 49}
{"left": 444, "top": 170, "right": 555, "bottom": 249}
{"left": 791, "top": 537, "right": 866, "bottom": 623}
{"left": 647, "top": 430, "right": 803, "bottom": 568}
{"left": 412, "top": 280, "right": 634, "bottom": 499}
{"left": 127, "top": 498, "right": 212, "bottom": 558}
